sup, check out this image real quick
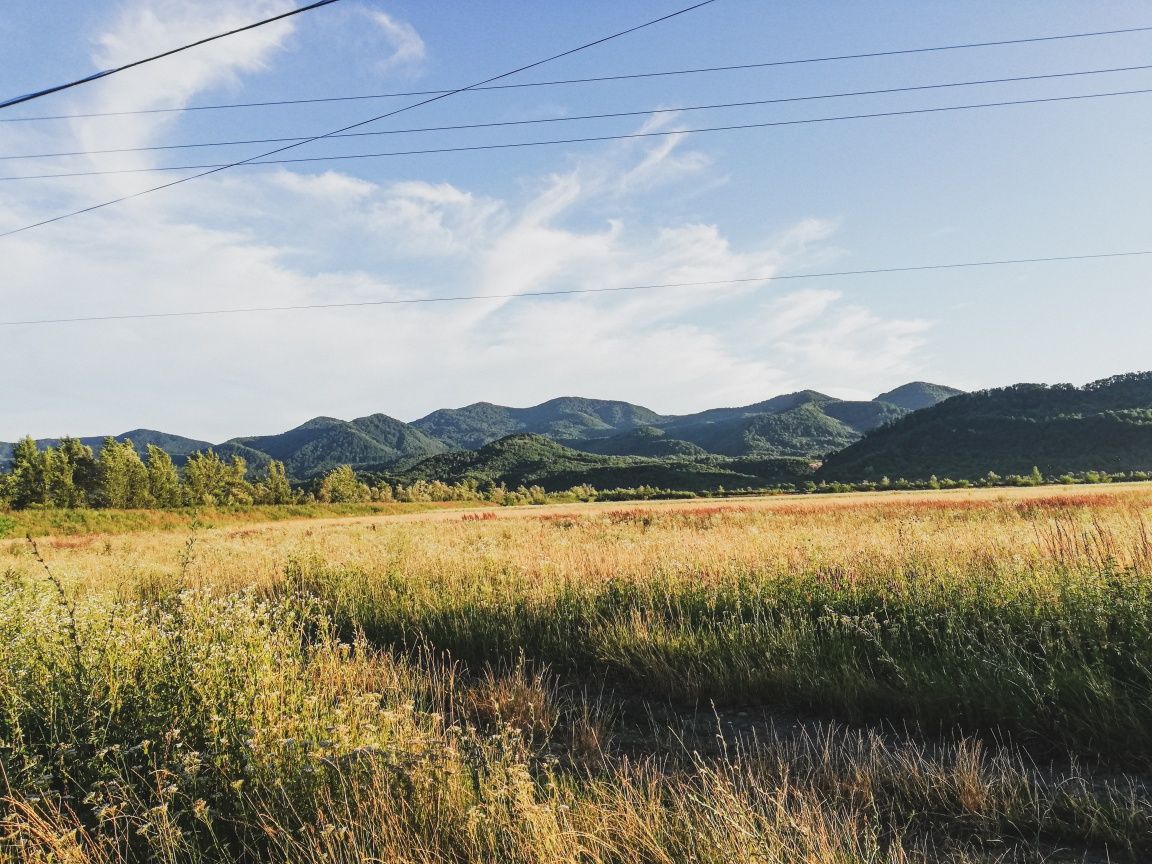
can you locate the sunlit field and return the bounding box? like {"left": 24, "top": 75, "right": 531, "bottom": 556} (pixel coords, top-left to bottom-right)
{"left": 2, "top": 484, "right": 1150, "bottom": 862}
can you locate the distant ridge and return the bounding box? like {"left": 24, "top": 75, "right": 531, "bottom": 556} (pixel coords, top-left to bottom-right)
{"left": 411, "top": 398, "right": 664, "bottom": 450}
{"left": 1, "top": 381, "right": 963, "bottom": 478}
{"left": 874, "top": 382, "right": 964, "bottom": 412}
{"left": 820, "top": 373, "right": 1152, "bottom": 480}
{"left": 220, "top": 414, "right": 447, "bottom": 478}
{"left": 412, "top": 385, "right": 961, "bottom": 463}
{"left": 7, "top": 375, "right": 1152, "bottom": 486}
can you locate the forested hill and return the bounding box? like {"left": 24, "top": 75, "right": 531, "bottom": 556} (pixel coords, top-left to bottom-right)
{"left": 0, "top": 430, "right": 210, "bottom": 464}
{"left": 819, "top": 373, "right": 1152, "bottom": 481}
{"left": 395, "top": 434, "right": 816, "bottom": 492}
{"left": 218, "top": 414, "right": 447, "bottom": 478}
{"left": 411, "top": 398, "right": 664, "bottom": 450}
{"left": 6, "top": 374, "right": 1152, "bottom": 489}
{"left": 1, "top": 382, "right": 961, "bottom": 477}
{"left": 412, "top": 383, "right": 962, "bottom": 462}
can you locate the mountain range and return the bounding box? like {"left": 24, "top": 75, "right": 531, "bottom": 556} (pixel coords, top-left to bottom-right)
{"left": 0, "top": 381, "right": 961, "bottom": 478}
{"left": 6, "top": 374, "right": 1152, "bottom": 488}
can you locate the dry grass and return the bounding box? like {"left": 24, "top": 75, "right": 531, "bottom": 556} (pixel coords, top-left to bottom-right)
{"left": 1, "top": 484, "right": 1151, "bottom": 862}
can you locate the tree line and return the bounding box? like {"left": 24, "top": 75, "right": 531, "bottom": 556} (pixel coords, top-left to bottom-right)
{"left": 5, "top": 436, "right": 1149, "bottom": 512}
{"left": 0, "top": 437, "right": 295, "bottom": 509}
{"left": 0, "top": 437, "right": 564, "bottom": 510}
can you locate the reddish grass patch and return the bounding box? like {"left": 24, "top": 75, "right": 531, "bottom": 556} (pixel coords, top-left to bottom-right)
{"left": 462, "top": 512, "right": 498, "bottom": 522}
{"left": 674, "top": 506, "right": 750, "bottom": 518}
{"left": 1014, "top": 493, "right": 1121, "bottom": 515}
{"left": 605, "top": 509, "right": 654, "bottom": 526}
{"left": 535, "top": 514, "right": 582, "bottom": 528}
{"left": 46, "top": 535, "right": 97, "bottom": 550}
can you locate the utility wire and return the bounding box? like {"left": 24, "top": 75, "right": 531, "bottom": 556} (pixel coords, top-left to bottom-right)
{"left": 1, "top": 250, "right": 1147, "bottom": 328}
{"left": 3, "top": 22, "right": 1151, "bottom": 123}
{"left": 7, "top": 86, "right": 1149, "bottom": 182}
{"left": 0, "top": 0, "right": 719, "bottom": 240}
{"left": 6, "top": 62, "right": 1149, "bottom": 163}
{"left": 0, "top": 0, "right": 344, "bottom": 111}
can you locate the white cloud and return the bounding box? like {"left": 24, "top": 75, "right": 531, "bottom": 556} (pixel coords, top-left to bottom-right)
{"left": 764, "top": 302, "right": 933, "bottom": 384}
{"left": 371, "top": 11, "right": 425, "bottom": 75}
{"left": 270, "top": 170, "right": 377, "bottom": 203}
{"left": 0, "top": 16, "right": 932, "bottom": 441}
{"left": 366, "top": 181, "right": 507, "bottom": 257}
{"left": 0, "top": 0, "right": 305, "bottom": 230}
{"left": 760, "top": 290, "right": 840, "bottom": 339}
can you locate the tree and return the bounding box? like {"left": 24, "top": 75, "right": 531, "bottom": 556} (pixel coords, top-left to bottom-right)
{"left": 370, "top": 482, "right": 395, "bottom": 503}
{"left": 184, "top": 450, "right": 227, "bottom": 505}
{"left": 58, "top": 437, "right": 99, "bottom": 505}
{"left": 44, "top": 438, "right": 97, "bottom": 508}
{"left": 221, "top": 457, "right": 255, "bottom": 505}
{"left": 9, "top": 437, "right": 47, "bottom": 509}
{"left": 255, "top": 460, "right": 294, "bottom": 505}
{"left": 183, "top": 450, "right": 255, "bottom": 505}
{"left": 43, "top": 446, "right": 76, "bottom": 509}
{"left": 0, "top": 471, "right": 12, "bottom": 509}
{"left": 98, "top": 438, "right": 152, "bottom": 508}
{"left": 146, "top": 445, "right": 184, "bottom": 507}
{"left": 318, "top": 465, "right": 369, "bottom": 503}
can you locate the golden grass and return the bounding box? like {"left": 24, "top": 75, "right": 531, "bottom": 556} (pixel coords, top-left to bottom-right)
{"left": 2, "top": 483, "right": 1151, "bottom": 862}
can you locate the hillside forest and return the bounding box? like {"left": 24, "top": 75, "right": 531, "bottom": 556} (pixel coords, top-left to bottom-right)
{"left": 2, "top": 373, "right": 1152, "bottom": 510}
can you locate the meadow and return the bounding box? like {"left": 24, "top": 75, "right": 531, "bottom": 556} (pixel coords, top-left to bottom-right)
{"left": 1, "top": 484, "right": 1150, "bottom": 862}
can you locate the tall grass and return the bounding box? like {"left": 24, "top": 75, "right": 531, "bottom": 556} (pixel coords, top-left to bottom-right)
{"left": 2, "top": 485, "right": 1150, "bottom": 861}
{"left": 2, "top": 578, "right": 1148, "bottom": 863}
{"left": 0, "top": 500, "right": 463, "bottom": 540}
{"left": 286, "top": 505, "right": 1152, "bottom": 763}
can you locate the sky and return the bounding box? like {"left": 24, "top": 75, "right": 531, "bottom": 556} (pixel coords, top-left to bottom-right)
{"left": 0, "top": 0, "right": 1149, "bottom": 442}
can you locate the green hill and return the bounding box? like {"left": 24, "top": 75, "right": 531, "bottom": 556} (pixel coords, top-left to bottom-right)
{"left": 874, "top": 382, "right": 963, "bottom": 411}
{"left": 661, "top": 390, "right": 834, "bottom": 427}
{"left": 208, "top": 441, "right": 275, "bottom": 473}
{"left": 434, "top": 386, "right": 958, "bottom": 462}
{"left": 397, "top": 434, "right": 813, "bottom": 492}
{"left": 2, "top": 381, "right": 962, "bottom": 481}
{"left": 222, "top": 414, "right": 447, "bottom": 478}
{"left": 822, "top": 400, "right": 908, "bottom": 432}
{"left": 561, "top": 426, "right": 709, "bottom": 458}
{"left": 819, "top": 372, "right": 1152, "bottom": 480}
{"left": 411, "top": 398, "right": 664, "bottom": 449}
{"left": 662, "top": 403, "right": 856, "bottom": 457}
{"left": 649, "top": 395, "right": 908, "bottom": 459}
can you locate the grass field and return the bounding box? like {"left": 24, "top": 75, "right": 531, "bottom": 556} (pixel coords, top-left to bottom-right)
{"left": 2, "top": 484, "right": 1150, "bottom": 862}
{"left": 0, "top": 500, "right": 474, "bottom": 540}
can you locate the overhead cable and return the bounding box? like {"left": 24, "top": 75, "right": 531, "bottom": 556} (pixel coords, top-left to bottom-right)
{"left": 4, "top": 22, "right": 1151, "bottom": 122}
{"left": 2, "top": 249, "right": 1148, "bottom": 328}
{"left": 0, "top": 0, "right": 719, "bottom": 239}
{"left": 5, "top": 86, "right": 1149, "bottom": 182}
{"left": 0, "top": 0, "right": 344, "bottom": 110}
{"left": 4, "top": 62, "right": 1149, "bottom": 162}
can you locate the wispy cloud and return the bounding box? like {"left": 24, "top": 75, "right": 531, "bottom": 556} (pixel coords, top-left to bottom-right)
{"left": 371, "top": 11, "right": 425, "bottom": 75}
{"left": 0, "top": 17, "right": 931, "bottom": 440}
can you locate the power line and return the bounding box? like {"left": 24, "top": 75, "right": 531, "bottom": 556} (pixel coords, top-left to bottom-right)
{"left": 4, "top": 22, "right": 1151, "bottom": 123}
{"left": 7, "top": 86, "right": 1149, "bottom": 182}
{"left": 0, "top": 0, "right": 344, "bottom": 111}
{"left": 6, "top": 62, "right": 1150, "bottom": 163}
{"left": 2, "top": 249, "right": 1148, "bottom": 328}
{"left": 0, "top": 0, "right": 719, "bottom": 240}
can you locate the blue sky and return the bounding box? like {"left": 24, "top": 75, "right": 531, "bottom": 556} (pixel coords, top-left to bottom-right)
{"left": 1, "top": 0, "right": 1149, "bottom": 442}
